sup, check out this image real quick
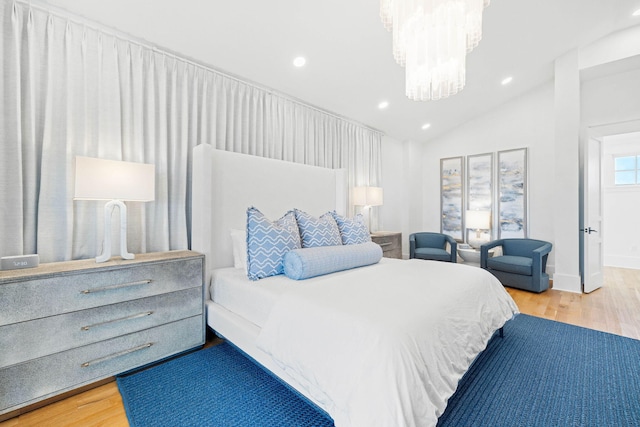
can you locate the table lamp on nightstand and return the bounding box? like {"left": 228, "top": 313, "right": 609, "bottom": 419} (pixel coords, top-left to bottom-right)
{"left": 466, "top": 210, "right": 490, "bottom": 249}
{"left": 74, "top": 156, "right": 155, "bottom": 263}
{"left": 353, "top": 186, "right": 383, "bottom": 232}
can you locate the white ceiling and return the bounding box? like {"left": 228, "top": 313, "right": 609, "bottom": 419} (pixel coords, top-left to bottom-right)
{"left": 43, "top": 0, "right": 640, "bottom": 143}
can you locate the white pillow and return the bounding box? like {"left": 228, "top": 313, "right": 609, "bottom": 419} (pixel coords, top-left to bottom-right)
{"left": 230, "top": 228, "right": 247, "bottom": 270}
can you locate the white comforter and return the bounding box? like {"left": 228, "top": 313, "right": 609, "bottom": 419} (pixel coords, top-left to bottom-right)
{"left": 256, "top": 259, "right": 519, "bottom": 427}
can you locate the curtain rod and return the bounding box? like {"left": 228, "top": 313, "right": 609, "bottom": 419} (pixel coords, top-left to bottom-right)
{"left": 19, "top": 0, "right": 384, "bottom": 137}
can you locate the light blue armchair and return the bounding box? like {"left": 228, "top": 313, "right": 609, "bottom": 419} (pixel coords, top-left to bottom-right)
{"left": 480, "top": 238, "right": 552, "bottom": 293}
{"left": 409, "top": 232, "right": 457, "bottom": 263}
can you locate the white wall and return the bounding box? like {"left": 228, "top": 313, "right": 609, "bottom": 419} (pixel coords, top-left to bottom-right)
{"left": 581, "top": 68, "right": 640, "bottom": 128}
{"left": 602, "top": 132, "right": 640, "bottom": 269}
{"left": 552, "top": 51, "right": 582, "bottom": 292}
{"left": 418, "top": 84, "right": 557, "bottom": 271}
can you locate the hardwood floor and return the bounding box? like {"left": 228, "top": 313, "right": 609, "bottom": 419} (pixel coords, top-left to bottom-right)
{"left": 0, "top": 382, "right": 128, "bottom": 427}
{"left": 506, "top": 266, "right": 640, "bottom": 341}
{"left": 2, "top": 266, "right": 639, "bottom": 427}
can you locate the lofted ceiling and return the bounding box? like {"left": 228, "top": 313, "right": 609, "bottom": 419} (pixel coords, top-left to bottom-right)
{"left": 42, "top": 0, "right": 640, "bottom": 143}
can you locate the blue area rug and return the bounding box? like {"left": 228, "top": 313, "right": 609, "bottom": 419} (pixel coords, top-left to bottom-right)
{"left": 117, "top": 314, "right": 640, "bottom": 426}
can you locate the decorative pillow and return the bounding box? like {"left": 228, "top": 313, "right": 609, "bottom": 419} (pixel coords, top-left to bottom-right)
{"left": 283, "top": 242, "right": 382, "bottom": 280}
{"left": 230, "top": 228, "right": 247, "bottom": 270}
{"left": 246, "top": 207, "right": 301, "bottom": 280}
{"left": 331, "top": 211, "right": 371, "bottom": 245}
{"left": 294, "top": 209, "right": 342, "bottom": 248}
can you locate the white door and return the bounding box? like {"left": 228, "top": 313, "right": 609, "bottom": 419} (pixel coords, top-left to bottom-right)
{"left": 583, "top": 135, "right": 604, "bottom": 293}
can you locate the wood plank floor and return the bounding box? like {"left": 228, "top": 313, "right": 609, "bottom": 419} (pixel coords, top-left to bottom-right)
{"left": 506, "top": 266, "right": 640, "bottom": 341}
{"left": 2, "top": 266, "right": 639, "bottom": 427}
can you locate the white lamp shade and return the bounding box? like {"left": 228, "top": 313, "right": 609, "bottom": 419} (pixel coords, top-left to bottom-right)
{"left": 466, "top": 210, "right": 490, "bottom": 229}
{"left": 353, "top": 186, "right": 383, "bottom": 206}
{"left": 74, "top": 156, "right": 155, "bottom": 201}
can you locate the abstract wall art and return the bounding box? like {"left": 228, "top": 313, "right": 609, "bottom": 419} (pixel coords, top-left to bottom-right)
{"left": 440, "top": 156, "right": 464, "bottom": 241}
{"left": 466, "top": 153, "right": 493, "bottom": 241}
{"left": 497, "top": 148, "right": 528, "bottom": 238}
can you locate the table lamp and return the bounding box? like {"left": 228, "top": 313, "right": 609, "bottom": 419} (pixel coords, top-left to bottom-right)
{"left": 466, "top": 210, "right": 491, "bottom": 249}
{"left": 353, "top": 186, "right": 383, "bottom": 232}
{"left": 74, "top": 156, "right": 155, "bottom": 263}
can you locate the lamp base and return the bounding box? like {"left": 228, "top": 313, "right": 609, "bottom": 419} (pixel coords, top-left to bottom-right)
{"left": 467, "top": 238, "right": 485, "bottom": 250}
{"left": 96, "top": 200, "right": 134, "bottom": 263}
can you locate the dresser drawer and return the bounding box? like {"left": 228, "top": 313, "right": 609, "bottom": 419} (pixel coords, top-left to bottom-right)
{"left": 0, "top": 315, "right": 203, "bottom": 414}
{"left": 372, "top": 235, "right": 400, "bottom": 249}
{"left": 0, "top": 287, "right": 202, "bottom": 369}
{"left": 0, "top": 258, "right": 202, "bottom": 326}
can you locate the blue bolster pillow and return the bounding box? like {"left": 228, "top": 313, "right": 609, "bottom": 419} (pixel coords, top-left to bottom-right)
{"left": 283, "top": 241, "right": 383, "bottom": 280}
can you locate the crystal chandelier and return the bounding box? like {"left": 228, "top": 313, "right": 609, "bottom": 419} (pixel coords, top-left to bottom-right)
{"left": 380, "top": 0, "right": 490, "bottom": 101}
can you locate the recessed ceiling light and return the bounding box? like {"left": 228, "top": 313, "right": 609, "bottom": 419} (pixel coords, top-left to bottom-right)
{"left": 378, "top": 101, "right": 389, "bottom": 109}
{"left": 421, "top": 123, "right": 431, "bottom": 130}
{"left": 501, "top": 76, "right": 513, "bottom": 85}
{"left": 633, "top": 8, "right": 640, "bottom": 16}
{"left": 293, "top": 56, "right": 306, "bottom": 67}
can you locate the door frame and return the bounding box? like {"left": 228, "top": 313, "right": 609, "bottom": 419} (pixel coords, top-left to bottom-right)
{"left": 580, "top": 119, "right": 640, "bottom": 291}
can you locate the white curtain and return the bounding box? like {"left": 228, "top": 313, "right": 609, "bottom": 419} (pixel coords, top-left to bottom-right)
{"left": 0, "top": 1, "right": 382, "bottom": 263}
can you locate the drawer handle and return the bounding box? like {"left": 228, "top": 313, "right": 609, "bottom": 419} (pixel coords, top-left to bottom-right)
{"left": 81, "top": 311, "right": 154, "bottom": 331}
{"left": 80, "top": 279, "right": 152, "bottom": 294}
{"left": 80, "top": 343, "right": 154, "bottom": 368}
{"left": 378, "top": 242, "right": 393, "bottom": 247}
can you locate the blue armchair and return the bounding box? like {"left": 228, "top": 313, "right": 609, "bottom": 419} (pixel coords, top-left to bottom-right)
{"left": 480, "top": 238, "right": 552, "bottom": 293}
{"left": 409, "top": 232, "right": 457, "bottom": 263}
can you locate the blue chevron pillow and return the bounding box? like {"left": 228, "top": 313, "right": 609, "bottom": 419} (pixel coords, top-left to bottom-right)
{"left": 294, "top": 209, "right": 342, "bottom": 248}
{"left": 246, "top": 207, "right": 301, "bottom": 281}
{"left": 331, "top": 211, "right": 371, "bottom": 245}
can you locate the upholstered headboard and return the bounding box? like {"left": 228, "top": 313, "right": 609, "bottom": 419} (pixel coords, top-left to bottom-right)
{"left": 191, "top": 144, "right": 347, "bottom": 280}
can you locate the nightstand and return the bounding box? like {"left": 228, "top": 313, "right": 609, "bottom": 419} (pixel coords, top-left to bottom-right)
{"left": 0, "top": 250, "right": 204, "bottom": 419}
{"left": 371, "top": 232, "right": 402, "bottom": 259}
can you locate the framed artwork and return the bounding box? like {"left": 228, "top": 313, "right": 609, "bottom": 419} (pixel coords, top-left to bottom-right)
{"left": 466, "top": 153, "right": 493, "bottom": 242}
{"left": 440, "top": 156, "right": 464, "bottom": 241}
{"left": 498, "top": 148, "right": 528, "bottom": 238}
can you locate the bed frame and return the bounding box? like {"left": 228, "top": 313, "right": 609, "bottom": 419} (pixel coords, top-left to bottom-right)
{"left": 191, "top": 144, "right": 347, "bottom": 408}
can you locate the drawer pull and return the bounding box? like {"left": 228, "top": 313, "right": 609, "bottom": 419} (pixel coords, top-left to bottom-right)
{"left": 80, "top": 279, "right": 152, "bottom": 294}
{"left": 378, "top": 242, "right": 393, "bottom": 247}
{"left": 81, "top": 311, "right": 154, "bottom": 331}
{"left": 81, "top": 342, "right": 154, "bottom": 368}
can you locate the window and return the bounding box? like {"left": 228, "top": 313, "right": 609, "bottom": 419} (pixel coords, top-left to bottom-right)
{"left": 614, "top": 155, "right": 640, "bottom": 185}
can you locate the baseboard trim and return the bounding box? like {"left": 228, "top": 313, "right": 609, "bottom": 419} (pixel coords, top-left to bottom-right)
{"left": 604, "top": 255, "right": 640, "bottom": 270}
{"left": 551, "top": 273, "right": 582, "bottom": 293}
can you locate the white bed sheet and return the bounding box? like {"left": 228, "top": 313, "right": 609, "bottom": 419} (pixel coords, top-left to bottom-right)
{"left": 210, "top": 267, "right": 295, "bottom": 328}
{"left": 210, "top": 261, "right": 390, "bottom": 327}
{"left": 255, "top": 259, "right": 519, "bottom": 427}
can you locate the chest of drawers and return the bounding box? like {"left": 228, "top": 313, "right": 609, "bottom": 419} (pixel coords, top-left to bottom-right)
{"left": 0, "top": 250, "right": 204, "bottom": 417}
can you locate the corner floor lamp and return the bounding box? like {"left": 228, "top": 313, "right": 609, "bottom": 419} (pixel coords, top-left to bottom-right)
{"left": 74, "top": 156, "right": 155, "bottom": 263}
{"left": 353, "top": 186, "right": 384, "bottom": 232}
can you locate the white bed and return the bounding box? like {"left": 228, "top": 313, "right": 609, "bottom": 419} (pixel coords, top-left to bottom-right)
{"left": 191, "top": 145, "right": 519, "bottom": 427}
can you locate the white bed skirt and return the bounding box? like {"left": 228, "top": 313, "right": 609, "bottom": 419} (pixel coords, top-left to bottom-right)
{"left": 205, "top": 300, "right": 326, "bottom": 410}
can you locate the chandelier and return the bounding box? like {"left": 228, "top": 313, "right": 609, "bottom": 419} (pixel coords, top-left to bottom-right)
{"left": 380, "top": 0, "right": 490, "bottom": 101}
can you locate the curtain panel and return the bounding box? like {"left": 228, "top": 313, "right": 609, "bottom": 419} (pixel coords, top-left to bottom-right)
{"left": 0, "top": 1, "right": 382, "bottom": 263}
